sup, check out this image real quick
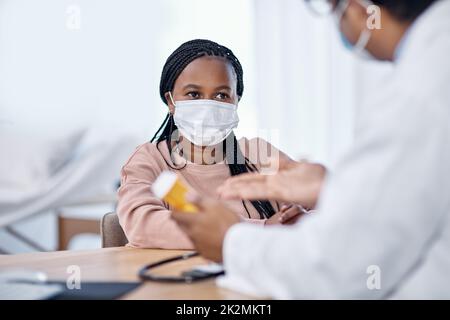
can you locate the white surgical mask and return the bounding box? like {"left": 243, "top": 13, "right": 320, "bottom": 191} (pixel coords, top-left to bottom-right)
{"left": 169, "top": 92, "right": 239, "bottom": 147}
{"left": 334, "top": 0, "right": 375, "bottom": 60}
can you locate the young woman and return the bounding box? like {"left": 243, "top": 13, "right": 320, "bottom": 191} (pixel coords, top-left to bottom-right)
{"left": 117, "top": 39, "right": 304, "bottom": 249}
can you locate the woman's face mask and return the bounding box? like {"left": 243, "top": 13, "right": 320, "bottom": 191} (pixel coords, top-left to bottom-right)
{"left": 169, "top": 92, "right": 240, "bottom": 147}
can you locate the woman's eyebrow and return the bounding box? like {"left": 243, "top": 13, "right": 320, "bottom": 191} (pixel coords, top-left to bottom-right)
{"left": 182, "top": 84, "right": 202, "bottom": 90}
{"left": 214, "top": 85, "right": 232, "bottom": 91}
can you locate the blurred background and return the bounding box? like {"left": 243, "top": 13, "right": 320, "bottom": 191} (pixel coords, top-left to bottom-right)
{"left": 0, "top": 0, "right": 391, "bottom": 253}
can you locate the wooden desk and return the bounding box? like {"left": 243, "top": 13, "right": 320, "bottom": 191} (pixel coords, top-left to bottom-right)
{"left": 0, "top": 247, "right": 256, "bottom": 300}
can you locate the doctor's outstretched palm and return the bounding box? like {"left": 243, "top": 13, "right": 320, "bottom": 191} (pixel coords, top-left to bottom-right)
{"left": 218, "top": 158, "right": 326, "bottom": 209}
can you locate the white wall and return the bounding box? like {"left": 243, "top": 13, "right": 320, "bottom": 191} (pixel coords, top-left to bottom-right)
{"left": 0, "top": 0, "right": 166, "bottom": 138}
{"left": 0, "top": 0, "right": 257, "bottom": 253}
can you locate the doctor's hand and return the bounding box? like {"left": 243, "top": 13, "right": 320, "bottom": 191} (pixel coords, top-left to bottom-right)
{"left": 171, "top": 195, "right": 241, "bottom": 263}
{"left": 217, "top": 158, "right": 327, "bottom": 209}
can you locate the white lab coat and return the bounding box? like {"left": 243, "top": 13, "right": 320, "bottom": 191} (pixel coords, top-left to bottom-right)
{"left": 219, "top": 0, "right": 450, "bottom": 299}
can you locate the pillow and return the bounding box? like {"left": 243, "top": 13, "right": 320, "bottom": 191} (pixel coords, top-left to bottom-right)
{"left": 0, "top": 127, "right": 86, "bottom": 193}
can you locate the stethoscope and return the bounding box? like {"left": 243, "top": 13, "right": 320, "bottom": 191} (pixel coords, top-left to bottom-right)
{"left": 138, "top": 252, "right": 225, "bottom": 283}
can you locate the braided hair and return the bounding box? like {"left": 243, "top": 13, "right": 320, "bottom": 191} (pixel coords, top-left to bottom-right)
{"left": 151, "top": 39, "right": 276, "bottom": 219}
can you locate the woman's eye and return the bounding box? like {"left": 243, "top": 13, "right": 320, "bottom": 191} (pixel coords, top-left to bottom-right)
{"left": 216, "top": 92, "right": 230, "bottom": 100}
{"left": 187, "top": 91, "right": 200, "bottom": 99}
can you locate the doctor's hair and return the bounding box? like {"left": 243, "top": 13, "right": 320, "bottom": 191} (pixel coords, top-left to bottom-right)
{"left": 371, "top": 0, "right": 438, "bottom": 21}
{"left": 334, "top": 0, "right": 438, "bottom": 21}
{"left": 151, "top": 39, "right": 276, "bottom": 219}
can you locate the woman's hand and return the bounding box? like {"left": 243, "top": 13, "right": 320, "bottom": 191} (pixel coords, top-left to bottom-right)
{"left": 265, "top": 204, "right": 307, "bottom": 226}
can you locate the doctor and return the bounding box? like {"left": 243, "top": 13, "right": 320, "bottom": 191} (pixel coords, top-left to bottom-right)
{"left": 172, "top": 0, "right": 450, "bottom": 299}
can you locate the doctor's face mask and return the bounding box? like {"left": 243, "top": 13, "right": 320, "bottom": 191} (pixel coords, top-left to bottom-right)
{"left": 306, "top": 0, "right": 376, "bottom": 60}
{"left": 334, "top": 0, "right": 375, "bottom": 59}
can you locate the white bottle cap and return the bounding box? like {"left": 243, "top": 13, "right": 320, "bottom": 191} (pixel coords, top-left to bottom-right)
{"left": 152, "top": 171, "right": 178, "bottom": 199}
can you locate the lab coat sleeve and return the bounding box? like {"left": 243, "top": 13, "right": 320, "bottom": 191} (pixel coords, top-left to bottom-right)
{"left": 222, "top": 91, "right": 450, "bottom": 299}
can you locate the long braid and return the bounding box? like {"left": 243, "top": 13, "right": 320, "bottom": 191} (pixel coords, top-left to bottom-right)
{"left": 224, "top": 133, "right": 276, "bottom": 219}
{"left": 152, "top": 39, "right": 276, "bottom": 219}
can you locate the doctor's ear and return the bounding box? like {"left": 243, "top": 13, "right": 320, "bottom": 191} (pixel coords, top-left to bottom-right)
{"left": 164, "top": 92, "right": 175, "bottom": 114}
{"left": 347, "top": 0, "right": 370, "bottom": 20}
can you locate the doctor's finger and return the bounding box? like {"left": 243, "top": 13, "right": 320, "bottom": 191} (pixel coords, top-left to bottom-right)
{"left": 270, "top": 156, "right": 302, "bottom": 171}
{"left": 220, "top": 173, "right": 267, "bottom": 189}
{"left": 218, "top": 176, "right": 268, "bottom": 198}
{"left": 220, "top": 181, "right": 277, "bottom": 200}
